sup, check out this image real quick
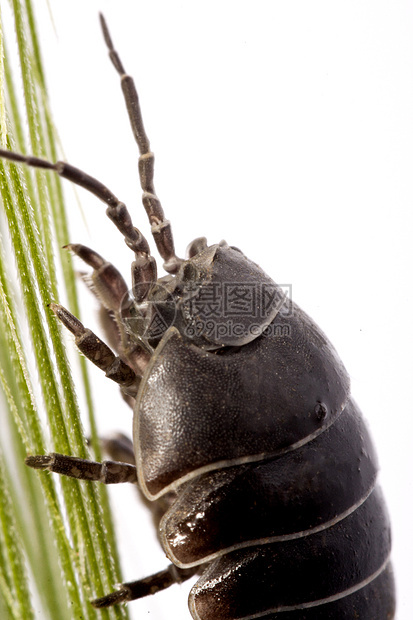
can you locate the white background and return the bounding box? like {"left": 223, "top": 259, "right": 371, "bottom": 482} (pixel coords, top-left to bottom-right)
{"left": 4, "top": 1, "right": 413, "bottom": 618}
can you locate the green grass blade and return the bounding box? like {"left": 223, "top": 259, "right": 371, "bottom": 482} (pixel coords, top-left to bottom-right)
{"left": 0, "top": 1, "right": 130, "bottom": 618}
{"left": 0, "top": 443, "right": 34, "bottom": 620}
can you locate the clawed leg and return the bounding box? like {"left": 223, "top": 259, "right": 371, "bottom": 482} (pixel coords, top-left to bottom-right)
{"left": 25, "top": 448, "right": 197, "bottom": 608}
{"left": 65, "top": 243, "right": 130, "bottom": 314}
{"left": 49, "top": 302, "right": 148, "bottom": 391}
{"left": 99, "top": 13, "right": 183, "bottom": 274}
{"left": 25, "top": 453, "right": 137, "bottom": 484}
{"left": 64, "top": 243, "right": 152, "bottom": 376}
{"left": 0, "top": 146, "right": 161, "bottom": 313}
{"left": 91, "top": 564, "right": 197, "bottom": 608}
{"left": 0, "top": 148, "right": 155, "bottom": 262}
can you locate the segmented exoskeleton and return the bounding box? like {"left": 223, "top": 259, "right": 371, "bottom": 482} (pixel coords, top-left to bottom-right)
{"left": 0, "top": 14, "right": 395, "bottom": 619}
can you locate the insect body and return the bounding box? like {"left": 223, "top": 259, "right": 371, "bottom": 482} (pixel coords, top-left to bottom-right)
{"left": 0, "top": 14, "right": 395, "bottom": 619}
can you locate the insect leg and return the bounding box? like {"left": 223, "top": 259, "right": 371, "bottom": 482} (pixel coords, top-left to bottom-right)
{"left": 25, "top": 451, "right": 196, "bottom": 609}
{"left": 64, "top": 243, "right": 151, "bottom": 378}
{"left": 65, "top": 244, "right": 130, "bottom": 313}
{"left": 25, "top": 453, "right": 137, "bottom": 484}
{"left": 0, "top": 150, "right": 147, "bottom": 249}
{"left": 0, "top": 148, "right": 159, "bottom": 310}
{"left": 99, "top": 13, "right": 183, "bottom": 275}
{"left": 91, "top": 565, "right": 197, "bottom": 608}
{"left": 50, "top": 302, "right": 148, "bottom": 389}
